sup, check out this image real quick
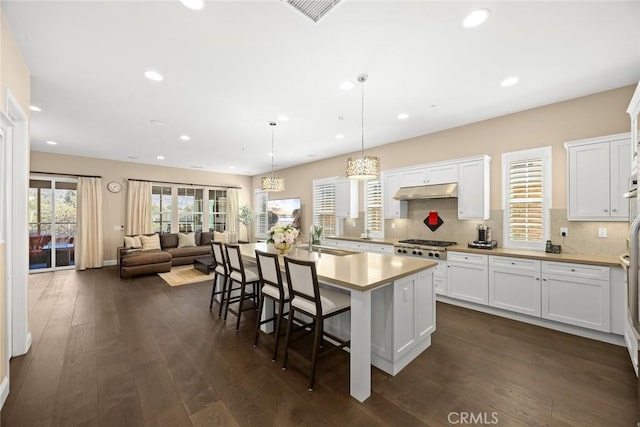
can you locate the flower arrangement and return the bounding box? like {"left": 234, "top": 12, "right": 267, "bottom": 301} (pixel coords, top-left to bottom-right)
{"left": 267, "top": 224, "right": 299, "bottom": 253}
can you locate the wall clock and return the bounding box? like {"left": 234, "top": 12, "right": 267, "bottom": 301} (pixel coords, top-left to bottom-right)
{"left": 107, "top": 181, "right": 122, "bottom": 193}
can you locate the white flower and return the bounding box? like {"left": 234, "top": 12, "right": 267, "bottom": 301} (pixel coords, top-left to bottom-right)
{"left": 267, "top": 224, "right": 299, "bottom": 245}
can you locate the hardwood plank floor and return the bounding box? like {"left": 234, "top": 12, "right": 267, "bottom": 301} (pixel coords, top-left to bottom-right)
{"left": 1, "top": 267, "right": 636, "bottom": 426}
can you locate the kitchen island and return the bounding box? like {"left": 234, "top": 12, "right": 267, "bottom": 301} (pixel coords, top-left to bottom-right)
{"left": 239, "top": 243, "right": 437, "bottom": 402}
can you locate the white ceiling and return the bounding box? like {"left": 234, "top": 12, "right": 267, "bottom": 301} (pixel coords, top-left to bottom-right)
{"left": 3, "top": 1, "right": 639, "bottom": 176}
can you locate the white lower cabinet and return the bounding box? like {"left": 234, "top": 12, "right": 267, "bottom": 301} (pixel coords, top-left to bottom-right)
{"left": 541, "top": 261, "right": 610, "bottom": 332}
{"left": 433, "top": 261, "right": 447, "bottom": 295}
{"left": 488, "top": 256, "right": 541, "bottom": 317}
{"left": 446, "top": 252, "right": 488, "bottom": 304}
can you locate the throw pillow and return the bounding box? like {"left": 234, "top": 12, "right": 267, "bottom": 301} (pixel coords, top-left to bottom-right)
{"left": 213, "top": 231, "right": 228, "bottom": 243}
{"left": 140, "top": 234, "right": 161, "bottom": 251}
{"left": 178, "top": 232, "right": 196, "bottom": 248}
{"left": 123, "top": 235, "right": 142, "bottom": 248}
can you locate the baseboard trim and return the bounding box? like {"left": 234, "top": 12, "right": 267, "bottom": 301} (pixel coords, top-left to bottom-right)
{"left": 0, "top": 376, "right": 9, "bottom": 409}
{"left": 103, "top": 259, "right": 117, "bottom": 266}
{"left": 436, "top": 295, "right": 625, "bottom": 347}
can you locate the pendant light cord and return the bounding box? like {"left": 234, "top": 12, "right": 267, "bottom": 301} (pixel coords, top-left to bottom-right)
{"left": 270, "top": 121, "right": 276, "bottom": 178}
{"left": 358, "top": 74, "right": 368, "bottom": 159}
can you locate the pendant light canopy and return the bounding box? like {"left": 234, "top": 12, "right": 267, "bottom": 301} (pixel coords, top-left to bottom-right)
{"left": 261, "top": 121, "right": 285, "bottom": 192}
{"left": 346, "top": 74, "right": 380, "bottom": 180}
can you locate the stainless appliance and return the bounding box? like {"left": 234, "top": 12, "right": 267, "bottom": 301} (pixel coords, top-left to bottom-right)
{"left": 393, "top": 239, "right": 457, "bottom": 260}
{"left": 625, "top": 174, "right": 638, "bottom": 225}
{"left": 468, "top": 224, "right": 498, "bottom": 249}
{"left": 393, "top": 183, "right": 458, "bottom": 200}
{"left": 624, "top": 215, "right": 640, "bottom": 426}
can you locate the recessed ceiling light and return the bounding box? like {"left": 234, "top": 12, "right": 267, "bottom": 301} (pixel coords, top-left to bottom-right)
{"left": 338, "top": 116, "right": 344, "bottom": 120}
{"left": 45, "top": 140, "right": 58, "bottom": 145}
{"left": 268, "top": 152, "right": 274, "bottom": 157}
{"left": 29, "top": 105, "right": 42, "bottom": 112}
{"left": 500, "top": 76, "right": 519, "bottom": 87}
{"left": 463, "top": 8, "right": 490, "bottom": 28}
{"left": 230, "top": 165, "right": 235, "bottom": 169}
{"left": 128, "top": 156, "right": 139, "bottom": 160}
{"left": 180, "top": 0, "right": 205, "bottom": 10}
{"left": 179, "top": 135, "right": 190, "bottom": 141}
{"left": 336, "top": 134, "right": 345, "bottom": 139}
{"left": 397, "top": 113, "right": 410, "bottom": 120}
{"left": 190, "top": 165, "right": 203, "bottom": 169}
{"left": 340, "top": 81, "right": 355, "bottom": 90}
{"left": 307, "top": 154, "right": 317, "bottom": 158}
{"left": 150, "top": 119, "right": 166, "bottom": 126}
{"left": 144, "top": 70, "right": 164, "bottom": 82}
{"left": 277, "top": 115, "right": 289, "bottom": 121}
{"left": 157, "top": 155, "right": 165, "bottom": 160}
{"left": 430, "top": 104, "right": 438, "bottom": 108}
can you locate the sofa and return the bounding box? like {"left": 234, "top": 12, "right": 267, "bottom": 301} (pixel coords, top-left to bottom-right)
{"left": 119, "top": 231, "right": 219, "bottom": 278}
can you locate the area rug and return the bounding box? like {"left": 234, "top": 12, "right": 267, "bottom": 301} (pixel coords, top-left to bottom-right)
{"left": 158, "top": 265, "right": 214, "bottom": 287}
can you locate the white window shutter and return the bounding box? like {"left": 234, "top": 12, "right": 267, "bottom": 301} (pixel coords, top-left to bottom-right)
{"left": 254, "top": 190, "right": 268, "bottom": 239}
{"left": 365, "top": 180, "right": 383, "bottom": 237}
{"left": 313, "top": 180, "right": 336, "bottom": 237}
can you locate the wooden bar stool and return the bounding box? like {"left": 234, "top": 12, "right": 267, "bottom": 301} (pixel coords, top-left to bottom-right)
{"left": 224, "top": 244, "right": 260, "bottom": 330}
{"left": 253, "top": 250, "right": 290, "bottom": 361}
{"left": 282, "top": 256, "right": 351, "bottom": 391}
{"left": 209, "top": 241, "right": 231, "bottom": 317}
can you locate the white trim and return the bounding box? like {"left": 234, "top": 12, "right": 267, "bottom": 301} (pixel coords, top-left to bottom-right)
{"left": 502, "top": 146, "right": 552, "bottom": 251}
{"left": 0, "top": 376, "right": 9, "bottom": 408}
{"left": 104, "top": 259, "right": 117, "bottom": 266}
{"left": 626, "top": 81, "right": 640, "bottom": 116}
{"left": 562, "top": 132, "right": 631, "bottom": 149}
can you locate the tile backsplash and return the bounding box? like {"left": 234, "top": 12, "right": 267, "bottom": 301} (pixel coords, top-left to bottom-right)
{"left": 341, "top": 198, "right": 627, "bottom": 257}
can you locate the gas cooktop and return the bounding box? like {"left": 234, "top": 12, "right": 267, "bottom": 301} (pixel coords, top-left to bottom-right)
{"left": 397, "top": 239, "right": 457, "bottom": 247}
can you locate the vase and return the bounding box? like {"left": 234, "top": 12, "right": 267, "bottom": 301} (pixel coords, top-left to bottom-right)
{"left": 272, "top": 242, "right": 291, "bottom": 254}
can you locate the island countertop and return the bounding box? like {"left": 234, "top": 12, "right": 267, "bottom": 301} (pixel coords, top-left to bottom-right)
{"left": 239, "top": 243, "right": 437, "bottom": 292}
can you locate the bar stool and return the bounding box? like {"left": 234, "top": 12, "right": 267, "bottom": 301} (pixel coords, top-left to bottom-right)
{"left": 210, "top": 241, "right": 230, "bottom": 317}
{"left": 224, "top": 244, "right": 260, "bottom": 330}
{"left": 282, "top": 256, "right": 351, "bottom": 391}
{"left": 253, "top": 250, "right": 290, "bottom": 362}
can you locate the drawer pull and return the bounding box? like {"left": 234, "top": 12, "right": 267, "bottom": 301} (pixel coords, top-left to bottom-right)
{"left": 613, "top": 209, "right": 617, "bottom": 213}
{"left": 543, "top": 278, "right": 547, "bottom": 281}
{"left": 464, "top": 257, "right": 468, "bottom": 260}
{"left": 571, "top": 268, "right": 575, "bottom": 272}
{"left": 536, "top": 277, "right": 540, "bottom": 281}
{"left": 511, "top": 262, "right": 515, "bottom": 265}
{"left": 604, "top": 209, "right": 608, "bottom": 212}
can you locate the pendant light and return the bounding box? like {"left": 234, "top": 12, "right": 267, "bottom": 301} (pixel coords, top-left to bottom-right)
{"left": 261, "top": 121, "right": 285, "bottom": 192}
{"left": 346, "top": 73, "right": 380, "bottom": 180}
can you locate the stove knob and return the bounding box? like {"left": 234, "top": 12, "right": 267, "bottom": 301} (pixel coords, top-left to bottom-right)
{"left": 428, "top": 252, "right": 434, "bottom": 257}
{"left": 412, "top": 250, "right": 418, "bottom": 255}
{"left": 417, "top": 251, "right": 423, "bottom": 256}
{"left": 397, "top": 248, "right": 402, "bottom": 254}
{"left": 434, "top": 253, "right": 440, "bottom": 258}
{"left": 402, "top": 249, "right": 408, "bottom": 254}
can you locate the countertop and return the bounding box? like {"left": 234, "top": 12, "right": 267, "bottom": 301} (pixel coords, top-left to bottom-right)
{"left": 239, "top": 243, "right": 437, "bottom": 291}
{"left": 324, "top": 236, "right": 622, "bottom": 267}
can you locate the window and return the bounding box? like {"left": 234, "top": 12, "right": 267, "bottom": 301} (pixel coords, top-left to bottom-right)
{"left": 178, "top": 187, "right": 204, "bottom": 232}
{"left": 151, "top": 185, "right": 172, "bottom": 233}
{"left": 313, "top": 178, "right": 336, "bottom": 237}
{"left": 254, "top": 190, "right": 268, "bottom": 239}
{"left": 365, "top": 179, "right": 383, "bottom": 237}
{"left": 502, "top": 147, "right": 552, "bottom": 250}
{"left": 208, "top": 189, "right": 227, "bottom": 232}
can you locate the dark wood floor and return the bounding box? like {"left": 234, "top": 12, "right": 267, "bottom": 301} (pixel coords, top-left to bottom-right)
{"left": 1, "top": 267, "right": 637, "bottom": 426}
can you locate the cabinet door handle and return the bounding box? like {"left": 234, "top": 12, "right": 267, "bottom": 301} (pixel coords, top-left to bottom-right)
{"left": 571, "top": 268, "right": 575, "bottom": 272}
{"left": 542, "top": 278, "right": 547, "bottom": 281}
{"left": 511, "top": 262, "right": 515, "bottom": 265}
{"left": 536, "top": 277, "right": 540, "bottom": 281}
{"left": 604, "top": 209, "right": 608, "bottom": 212}
{"left": 613, "top": 209, "right": 618, "bottom": 213}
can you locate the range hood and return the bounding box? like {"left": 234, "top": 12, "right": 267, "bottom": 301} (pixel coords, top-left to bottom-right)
{"left": 393, "top": 183, "right": 458, "bottom": 200}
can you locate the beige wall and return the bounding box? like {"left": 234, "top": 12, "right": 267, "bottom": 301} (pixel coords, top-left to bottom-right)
{"left": 30, "top": 152, "right": 254, "bottom": 261}
{"left": 251, "top": 85, "right": 635, "bottom": 255}
{"left": 1, "top": 13, "right": 30, "bottom": 115}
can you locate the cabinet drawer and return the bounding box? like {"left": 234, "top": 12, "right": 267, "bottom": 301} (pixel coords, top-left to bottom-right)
{"left": 490, "top": 256, "right": 540, "bottom": 272}
{"left": 350, "top": 242, "right": 372, "bottom": 252}
{"left": 447, "top": 251, "right": 488, "bottom": 266}
{"left": 542, "top": 261, "right": 609, "bottom": 280}
{"left": 371, "top": 244, "right": 394, "bottom": 254}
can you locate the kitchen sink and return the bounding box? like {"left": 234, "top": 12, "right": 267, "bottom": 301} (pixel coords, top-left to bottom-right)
{"left": 302, "top": 246, "right": 356, "bottom": 256}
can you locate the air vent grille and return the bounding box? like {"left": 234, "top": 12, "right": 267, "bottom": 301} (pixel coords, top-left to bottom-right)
{"left": 287, "top": 0, "right": 341, "bottom": 22}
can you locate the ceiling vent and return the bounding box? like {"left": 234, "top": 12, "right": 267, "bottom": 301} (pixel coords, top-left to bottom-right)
{"left": 286, "top": 0, "right": 341, "bottom": 22}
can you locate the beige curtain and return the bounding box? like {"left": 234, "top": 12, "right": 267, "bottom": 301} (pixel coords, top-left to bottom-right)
{"left": 227, "top": 188, "right": 239, "bottom": 242}
{"left": 126, "top": 180, "right": 152, "bottom": 235}
{"left": 76, "top": 177, "right": 103, "bottom": 270}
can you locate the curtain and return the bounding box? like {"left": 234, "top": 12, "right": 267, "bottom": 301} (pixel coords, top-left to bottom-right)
{"left": 126, "top": 180, "right": 152, "bottom": 235}
{"left": 227, "top": 188, "right": 239, "bottom": 242}
{"left": 76, "top": 177, "right": 103, "bottom": 270}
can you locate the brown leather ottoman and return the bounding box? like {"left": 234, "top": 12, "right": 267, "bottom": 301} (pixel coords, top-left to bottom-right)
{"left": 120, "top": 250, "right": 172, "bottom": 278}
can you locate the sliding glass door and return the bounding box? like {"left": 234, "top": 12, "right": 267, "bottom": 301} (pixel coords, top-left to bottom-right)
{"left": 28, "top": 177, "right": 77, "bottom": 271}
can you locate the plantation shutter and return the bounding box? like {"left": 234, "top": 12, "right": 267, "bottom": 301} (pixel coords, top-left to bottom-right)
{"left": 508, "top": 158, "right": 543, "bottom": 242}
{"left": 366, "top": 180, "right": 383, "bottom": 236}
{"left": 313, "top": 180, "right": 336, "bottom": 237}
{"left": 254, "top": 190, "right": 268, "bottom": 239}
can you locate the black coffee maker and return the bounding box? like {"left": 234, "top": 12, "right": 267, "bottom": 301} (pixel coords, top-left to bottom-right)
{"left": 477, "top": 224, "right": 491, "bottom": 243}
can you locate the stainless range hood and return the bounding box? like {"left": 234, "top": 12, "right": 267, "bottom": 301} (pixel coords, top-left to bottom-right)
{"left": 393, "top": 182, "right": 458, "bottom": 200}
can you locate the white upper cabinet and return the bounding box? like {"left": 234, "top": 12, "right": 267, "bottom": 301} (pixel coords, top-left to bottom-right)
{"left": 383, "top": 172, "right": 408, "bottom": 219}
{"left": 627, "top": 81, "right": 640, "bottom": 176}
{"left": 335, "top": 178, "right": 358, "bottom": 218}
{"left": 566, "top": 133, "right": 631, "bottom": 221}
{"left": 425, "top": 163, "right": 458, "bottom": 184}
{"left": 457, "top": 156, "right": 491, "bottom": 220}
